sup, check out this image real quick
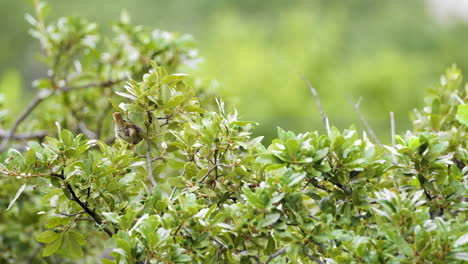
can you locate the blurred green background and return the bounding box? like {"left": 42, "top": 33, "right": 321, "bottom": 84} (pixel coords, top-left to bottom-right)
{"left": 1, "top": 0, "right": 468, "bottom": 143}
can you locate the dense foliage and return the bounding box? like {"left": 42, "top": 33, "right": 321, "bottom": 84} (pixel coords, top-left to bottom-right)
{"left": 2, "top": 0, "right": 468, "bottom": 141}
{"left": 1, "top": 2, "right": 467, "bottom": 263}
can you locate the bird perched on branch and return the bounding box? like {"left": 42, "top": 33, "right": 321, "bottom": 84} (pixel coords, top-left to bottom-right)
{"left": 112, "top": 112, "right": 144, "bottom": 147}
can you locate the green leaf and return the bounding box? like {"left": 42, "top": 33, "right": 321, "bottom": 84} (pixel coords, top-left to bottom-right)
{"left": 102, "top": 212, "right": 120, "bottom": 224}
{"left": 385, "top": 231, "right": 413, "bottom": 257}
{"left": 6, "top": 183, "right": 27, "bottom": 211}
{"left": 24, "top": 147, "right": 37, "bottom": 168}
{"left": 46, "top": 217, "right": 70, "bottom": 228}
{"left": 285, "top": 138, "right": 300, "bottom": 157}
{"left": 167, "top": 94, "right": 185, "bottom": 108}
{"left": 36, "top": 230, "right": 60, "bottom": 243}
{"left": 42, "top": 235, "right": 62, "bottom": 257}
{"left": 288, "top": 171, "right": 306, "bottom": 187}
{"left": 60, "top": 129, "right": 74, "bottom": 147}
{"left": 258, "top": 213, "right": 280, "bottom": 228}
{"left": 108, "top": 98, "right": 125, "bottom": 112}
{"left": 256, "top": 154, "right": 283, "bottom": 164}
{"left": 168, "top": 159, "right": 185, "bottom": 169}
{"left": 314, "top": 148, "right": 329, "bottom": 161}
{"left": 174, "top": 254, "right": 192, "bottom": 262}
{"left": 69, "top": 231, "right": 87, "bottom": 245}
{"left": 168, "top": 177, "right": 186, "bottom": 188}
{"left": 455, "top": 104, "right": 468, "bottom": 127}
{"left": 242, "top": 187, "right": 264, "bottom": 208}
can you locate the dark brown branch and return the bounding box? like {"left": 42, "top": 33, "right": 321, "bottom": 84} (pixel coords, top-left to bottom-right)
{"left": 198, "top": 165, "right": 219, "bottom": 184}
{"left": 64, "top": 180, "right": 114, "bottom": 237}
{"left": 301, "top": 74, "right": 330, "bottom": 135}
{"left": 53, "top": 172, "right": 114, "bottom": 237}
{"left": 349, "top": 97, "right": 382, "bottom": 147}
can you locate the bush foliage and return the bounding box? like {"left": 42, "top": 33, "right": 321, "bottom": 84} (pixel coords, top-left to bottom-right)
{"left": 0, "top": 2, "right": 467, "bottom": 263}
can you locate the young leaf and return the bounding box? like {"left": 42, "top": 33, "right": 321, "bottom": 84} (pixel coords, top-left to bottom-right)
{"left": 258, "top": 213, "right": 280, "bottom": 228}
{"left": 455, "top": 104, "right": 468, "bottom": 127}
{"left": 6, "top": 183, "right": 27, "bottom": 211}
{"left": 36, "top": 230, "right": 60, "bottom": 243}
{"left": 42, "top": 235, "right": 63, "bottom": 257}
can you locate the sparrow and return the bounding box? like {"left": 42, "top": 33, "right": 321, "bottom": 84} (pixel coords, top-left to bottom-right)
{"left": 112, "top": 112, "right": 144, "bottom": 147}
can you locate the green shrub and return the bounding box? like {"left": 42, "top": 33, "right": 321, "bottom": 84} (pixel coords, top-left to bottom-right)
{"left": 0, "top": 2, "right": 467, "bottom": 263}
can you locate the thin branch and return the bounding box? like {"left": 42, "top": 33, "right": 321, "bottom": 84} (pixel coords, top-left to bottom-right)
{"left": 209, "top": 236, "right": 226, "bottom": 248}
{"left": 0, "top": 129, "right": 48, "bottom": 140}
{"left": 0, "top": 90, "right": 51, "bottom": 152}
{"left": 302, "top": 251, "right": 324, "bottom": 264}
{"left": 265, "top": 248, "right": 287, "bottom": 264}
{"left": 253, "top": 255, "right": 262, "bottom": 264}
{"left": 390, "top": 112, "right": 397, "bottom": 164}
{"left": 349, "top": 97, "right": 382, "bottom": 147}
{"left": 151, "top": 156, "right": 166, "bottom": 163}
{"left": 59, "top": 211, "right": 85, "bottom": 217}
{"left": 300, "top": 74, "right": 330, "bottom": 135}
{"left": 0, "top": 170, "right": 63, "bottom": 179}
{"left": 145, "top": 113, "right": 157, "bottom": 190}
{"left": 64, "top": 179, "right": 114, "bottom": 237}
{"left": 198, "top": 165, "right": 219, "bottom": 184}
{"left": 0, "top": 79, "right": 124, "bottom": 152}
{"left": 78, "top": 121, "right": 97, "bottom": 139}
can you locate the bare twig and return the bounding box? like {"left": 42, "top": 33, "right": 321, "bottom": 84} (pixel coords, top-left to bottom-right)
{"left": 300, "top": 74, "right": 330, "bottom": 135}
{"left": 349, "top": 97, "right": 382, "bottom": 147}
{"left": 0, "top": 79, "right": 124, "bottom": 152}
{"left": 78, "top": 121, "right": 97, "bottom": 139}
{"left": 0, "top": 90, "right": 51, "bottom": 152}
{"left": 0, "top": 129, "right": 48, "bottom": 140}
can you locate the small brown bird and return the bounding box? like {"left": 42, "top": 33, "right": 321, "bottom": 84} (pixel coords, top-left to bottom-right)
{"left": 112, "top": 112, "right": 144, "bottom": 146}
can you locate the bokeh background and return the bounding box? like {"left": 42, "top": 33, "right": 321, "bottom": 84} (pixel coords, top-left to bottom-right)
{"left": 1, "top": 0, "right": 468, "bottom": 143}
